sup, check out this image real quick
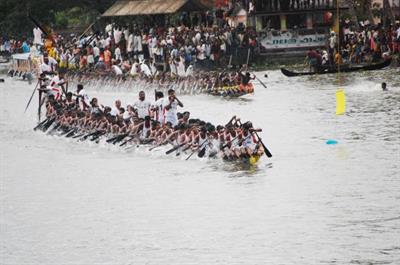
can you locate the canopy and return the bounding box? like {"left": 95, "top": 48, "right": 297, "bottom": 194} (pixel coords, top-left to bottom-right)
{"left": 102, "top": 0, "right": 214, "bottom": 17}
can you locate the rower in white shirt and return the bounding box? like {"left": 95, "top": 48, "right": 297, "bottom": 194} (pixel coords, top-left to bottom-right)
{"left": 164, "top": 89, "right": 183, "bottom": 126}
{"left": 110, "top": 100, "right": 122, "bottom": 116}
{"left": 76, "top": 84, "right": 90, "bottom": 110}
{"left": 151, "top": 91, "right": 165, "bottom": 124}
{"left": 133, "top": 91, "right": 151, "bottom": 119}
{"left": 39, "top": 56, "right": 54, "bottom": 75}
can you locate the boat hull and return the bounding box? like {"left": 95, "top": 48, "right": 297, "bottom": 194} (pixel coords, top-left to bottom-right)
{"left": 281, "top": 59, "right": 392, "bottom": 77}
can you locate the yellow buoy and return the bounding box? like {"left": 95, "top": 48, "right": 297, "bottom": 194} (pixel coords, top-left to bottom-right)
{"left": 336, "top": 89, "right": 346, "bottom": 115}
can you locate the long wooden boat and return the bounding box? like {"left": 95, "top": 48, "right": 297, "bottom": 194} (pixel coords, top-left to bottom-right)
{"left": 281, "top": 59, "right": 392, "bottom": 77}
{"left": 207, "top": 83, "right": 254, "bottom": 98}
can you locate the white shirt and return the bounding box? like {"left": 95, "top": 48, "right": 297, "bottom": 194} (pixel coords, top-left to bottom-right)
{"left": 33, "top": 27, "right": 43, "bottom": 45}
{"left": 114, "top": 29, "right": 122, "bottom": 44}
{"left": 140, "top": 63, "right": 152, "bottom": 77}
{"left": 152, "top": 98, "right": 165, "bottom": 123}
{"left": 78, "top": 89, "right": 90, "bottom": 109}
{"left": 134, "top": 35, "right": 143, "bottom": 52}
{"left": 177, "top": 60, "right": 186, "bottom": 77}
{"left": 164, "top": 98, "right": 179, "bottom": 125}
{"left": 110, "top": 106, "right": 120, "bottom": 116}
{"left": 39, "top": 63, "right": 52, "bottom": 74}
{"left": 47, "top": 56, "right": 58, "bottom": 69}
{"left": 130, "top": 63, "right": 140, "bottom": 76}
{"left": 112, "top": 65, "right": 123, "bottom": 76}
{"left": 197, "top": 44, "right": 206, "bottom": 60}
{"left": 49, "top": 75, "right": 64, "bottom": 88}
{"left": 114, "top": 47, "right": 122, "bottom": 61}
{"left": 93, "top": 46, "right": 100, "bottom": 57}
{"left": 127, "top": 34, "right": 134, "bottom": 52}
{"left": 133, "top": 100, "right": 150, "bottom": 119}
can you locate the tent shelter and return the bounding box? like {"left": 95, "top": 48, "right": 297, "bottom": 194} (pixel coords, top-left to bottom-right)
{"left": 102, "top": 0, "right": 214, "bottom": 17}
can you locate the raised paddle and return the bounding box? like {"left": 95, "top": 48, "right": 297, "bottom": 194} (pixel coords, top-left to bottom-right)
{"left": 24, "top": 80, "right": 40, "bottom": 113}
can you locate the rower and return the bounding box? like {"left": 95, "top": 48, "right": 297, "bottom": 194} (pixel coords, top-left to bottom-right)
{"left": 151, "top": 91, "right": 165, "bottom": 124}
{"left": 164, "top": 89, "right": 183, "bottom": 127}
{"left": 39, "top": 55, "right": 55, "bottom": 75}
{"left": 76, "top": 84, "right": 90, "bottom": 111}
{"left": 111, "top": 100, "right": 122, "bottom": 116}
{"left": 140, "top": 116, "right": 152, "bottom": 140}
{"left": 133, "top": 91, "right": 151, "bottom": 119}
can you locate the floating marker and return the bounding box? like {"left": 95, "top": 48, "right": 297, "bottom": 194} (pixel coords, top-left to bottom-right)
{"left": 326, "top": 139, "right": 338, "bottom": 145}
{"left": 336, "top": 89, "right": 346, "bottom": 115}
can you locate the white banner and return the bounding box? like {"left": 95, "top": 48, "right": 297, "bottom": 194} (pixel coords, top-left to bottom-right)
{"left": 260, "top": 31, "right": 327, "bottom": 50}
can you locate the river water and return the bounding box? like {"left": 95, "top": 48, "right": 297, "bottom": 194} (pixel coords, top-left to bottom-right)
{"left": 1, "top": 68, "right": 400, "bottom": 264}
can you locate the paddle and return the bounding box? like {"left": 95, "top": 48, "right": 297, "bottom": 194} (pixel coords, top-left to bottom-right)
{"left": 33, "top": 118, "right": 48, "bottom": 131}
{"left": 165, "top": 143, "right": 185, "bottom": 155}
{"left": 90, "top": 131, "right": 106, "bottom": 141}
{"left": 119, "top": 134, "right": 140, "bottom": 147}
{"left": 80, "top": 130, "right": 101, "bottom": 141}
{"left": 106, "top": 133, "right": 128, "bottom": 143}
{"left": 185, "top": 140, "right": 208, "bottom": 161}
{"left": 197, "top": 142, "right": 208, "bottom": 158}
{"left": 148, "top": 140, "right": 171, "bottom": 151}
{"left": 41, "top": 118, "right": 56, "bottom": 132}
{"left": 254, "top": 75, "right": 267, "bottom": 88}
{"left": 237, "top": 120, "right": 272, "bottom": 158}
{"left": 253, "top": 131, "right": 272, "bottom": 158}
{"left": 220, "top": 136, "right": 239, "bottom": 149}
{"left": 24, "top": 80, "right": 40, "bottom": 113}
{"left": 65, "top": 128, "right": 78, "bottom": 138}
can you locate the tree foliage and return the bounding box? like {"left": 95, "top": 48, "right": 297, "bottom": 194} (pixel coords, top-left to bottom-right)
{"left": 0, "top": 0, "right": 114, "bottom": 38}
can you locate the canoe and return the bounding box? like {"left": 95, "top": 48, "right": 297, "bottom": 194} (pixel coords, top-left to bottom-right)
{"left": 281, "top": 59, "right": 392, "bottom": 77}
{"left": 207, "top": 83, "right": 254, "bottom": 98}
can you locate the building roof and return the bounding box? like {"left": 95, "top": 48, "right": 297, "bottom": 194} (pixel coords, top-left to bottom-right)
{"left": 102, "top": 0, "right": 213, "bottom": 17}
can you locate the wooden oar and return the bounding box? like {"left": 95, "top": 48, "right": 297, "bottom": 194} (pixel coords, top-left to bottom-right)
{"left": 149, "top": 140, "right": 171, "bottom": 151}
{"left": 111, "top": 133, "right": 129, "bottom": 144}
{"left": 254, "top": 75, "right": 267, "bottom": 88}
{"left": 197, "top": 141, "right": 208, "bottom": 158}
{"left": 165, "top": 143, "right": 185, "bottom": 155}
{"left": 33, "top": 118, "right": 48, "bottom": 131}
{"left": 119, "top": 134, "right": 140, "bottom": 146}
{"left": 253, "top": 131, "right": 272, "bottom": 158}
{"left": 41, "top": 118, "right": 56, "bottom": 132}
{"left": 65, "top": 128, "right": 78, "bottom": 138}
{"left": 24, "top": 80, "right": 39, "bottom": 113}
{"left": 106, "top": 133, "right": 128, "bottom": 143}
{"left": 185, "top": 140, "right": 208, "bottom": 160}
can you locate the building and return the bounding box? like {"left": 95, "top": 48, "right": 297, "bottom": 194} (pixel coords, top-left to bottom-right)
{"left": 251, "top": 0, "right": 347, "bottom": 53}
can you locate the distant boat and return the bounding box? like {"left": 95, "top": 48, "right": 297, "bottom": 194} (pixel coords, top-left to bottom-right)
{"left": 281, "top": 59, "right": 392, "bottom": 77}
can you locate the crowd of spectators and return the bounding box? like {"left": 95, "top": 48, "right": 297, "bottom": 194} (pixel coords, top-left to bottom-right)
{"left": 1, "top": 6, "right": 259, "bottom": 76}
{"left": 306, "top": 19, "right": 400, "bottom": 69}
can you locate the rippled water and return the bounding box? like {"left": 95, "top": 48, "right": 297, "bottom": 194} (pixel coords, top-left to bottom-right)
{"left": 1, "top": 68, "right": 400, "bottom": 264}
